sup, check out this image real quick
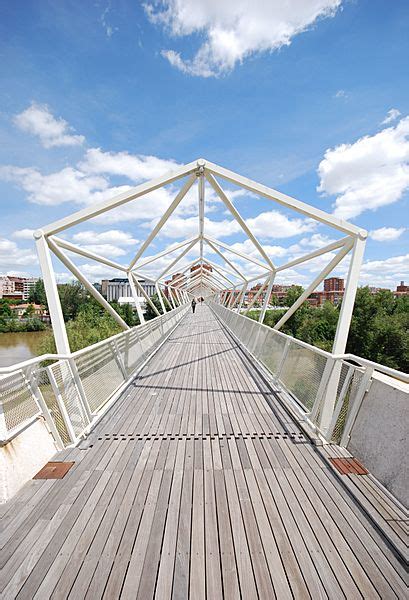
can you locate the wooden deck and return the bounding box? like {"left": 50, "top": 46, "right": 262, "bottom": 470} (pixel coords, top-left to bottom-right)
{"left": 0, "top": 304, "right": 407, "bottom": 599}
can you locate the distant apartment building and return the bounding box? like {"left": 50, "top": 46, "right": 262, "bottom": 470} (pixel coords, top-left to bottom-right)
{"left": 323, "top": 277, "right": 344, "bottom": 292}
{"left": 191, "top": 263, "right": 212, "bottom": 273}
{"left": 395, "top": 281, "right": 409, "bottom": 296}
{"left": 101, "top": 278, "right": 155, "bottom": 302}
{"left": 164, "top": 273, "right": 186, "bottom": 298}
{"left": 0, "top": 275, "right": 38, "bottom": 301}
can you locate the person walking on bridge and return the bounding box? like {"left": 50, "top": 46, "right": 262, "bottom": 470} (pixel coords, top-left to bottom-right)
{"left": 191, "top": 298, "right": 197, "bottom": 314}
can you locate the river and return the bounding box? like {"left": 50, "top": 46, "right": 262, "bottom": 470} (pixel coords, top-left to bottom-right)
{"left": 0, "top": 331, "right": 49, "bottom": 367}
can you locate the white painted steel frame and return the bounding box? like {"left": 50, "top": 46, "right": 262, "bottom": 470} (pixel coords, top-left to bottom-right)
{"left": 34, "top": 158, "right": 367, "bottom": 376}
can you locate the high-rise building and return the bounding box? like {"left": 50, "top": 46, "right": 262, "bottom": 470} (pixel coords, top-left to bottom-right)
{"left": 323, "top": 277, "right": 344, "bottom": 292}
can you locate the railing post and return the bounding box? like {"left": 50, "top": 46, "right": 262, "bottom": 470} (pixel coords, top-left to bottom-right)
{"left": 325, "top": 366, "right": 354, "bottom": 442}
{"left": 275, "top": 338, "right": 291, "bottom": 381}
{"left": 259, "top": 273, "right": 275, "bottom": 324}
{"left": 310, "top": 357, "right": 337, "bottom": 428}
{"left": 0, "top": 400, "right": 7, "bottom": 441}
{"left": 340, "top": 367, "right": 373, "bottom": 447}
{"left": 112, "top": 339, "right": 128, "bottom": 380}
{"left": 27, "top": 367, "right": 65, "bottom": 450}
{"left": 67, "top": 358, "right": 93, "bottom": 422}
{"left": 46, "top": 365, "right": 77, "bottom": 445}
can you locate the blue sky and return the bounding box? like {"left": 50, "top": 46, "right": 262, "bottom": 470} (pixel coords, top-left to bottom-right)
{"left": 0, "top": 0, "right": 408, "bottom": 290}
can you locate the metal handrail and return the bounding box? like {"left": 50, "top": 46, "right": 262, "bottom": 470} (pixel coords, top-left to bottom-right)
{"left": 212, "top": 302, "right": 409, "bottom": 384}
{"left": 0, "top": 303, "right": 189, "bottom": 444}
{"left": 0, "top": 303, "right": 189, "bottom": 375}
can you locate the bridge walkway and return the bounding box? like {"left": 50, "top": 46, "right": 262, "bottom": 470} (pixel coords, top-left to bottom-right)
{"left": 0, "top": 304, "right": 407, "bottom": 599}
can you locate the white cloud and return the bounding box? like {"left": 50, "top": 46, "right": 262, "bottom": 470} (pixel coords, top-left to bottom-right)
{"left": 100, "top": 5, "right": 118, "bottom": 38}
{"left": 0, "top": 149, "right": 186, "bottom": 212}
{"left": 382, "top": 108, "right": 401, "bottom": 125}
{"left": 317, "top": 116, "right": 409, "bottom": 219}
{"left": 72, "top": 229, "right": 138, "bottom": 246}
{"left": 0, "top": 238, "right": 37, "bottom": 269}
{"left": 156, "top": 215, "right": 240, "bottom": 239}
{"left": 12, "top": 228, "right": 35, "bottom": 240}
{"left": 228, "top": 239, "right": 287, "bottom": 263}
{"left": 14, "top": 103, "right": 84, "bottom": 148}
{"left": 359, "top": 253, "right": 409, "bottom": 288}
{"left": 0, "top": 165, "right": 115, "bottom": 206}
{"left": 286, "top": 233, "right": 336, "bottom": 255}
{"left": 369, "top": 227, "right": 406, "bottom": 242}
{"left": 78, "top": 262, "right": 123, "bottom": 281}
{"left": 245, "top": 210, "right": 315, "bottom": 239}
{"left": 70, "top": 244, "right": 128, "bottom": 258}
{"left": 79, "top": 148, "right": 179, "bottom": 182}
{"left": 145, "top": 0, "right": 341, "bottom": 77}
{"left": 334, "top": 89, "right": 348, "bottom": 99}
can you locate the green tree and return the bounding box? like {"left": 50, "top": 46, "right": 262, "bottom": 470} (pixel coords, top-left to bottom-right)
{"left": 144, "top": 293, "right": 164, "bottom": 321}
{"left": 58, "top": 282, "right": 88, "bottom": 321}
{"left": 280, "top": 286, "right": 311, "bottom": 337}
{"left": 28, "top": 279, "right": 47, "bottom": 305}
{"left": 0, "top": 299, "right": 12, "bottom": 319}
{"left": 110, "top": 301, "right": 140, "bottom": 327}
{"left": 24, "top": 318, "right": 46, "bottom": 332}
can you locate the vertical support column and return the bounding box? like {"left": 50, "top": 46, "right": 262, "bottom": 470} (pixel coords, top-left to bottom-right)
{"left": 259, "top": 273, "right": 275, "bottom": 323}
{"left": 198, "top": 167, "right": 205, "bottom": 261}
{"left": 320, "top": 234, "right": 367, "bottom": 436}
{"left": 332, "top": 235, "right": 366, "bottom": 354}
{"left": 34, "top": 231, "right": 70, "bottom": 354}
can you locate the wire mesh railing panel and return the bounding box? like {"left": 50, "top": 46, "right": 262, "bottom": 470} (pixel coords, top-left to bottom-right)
{"left": 74, "top": 343, "right": 125, "bottom": 413}
{"left": 0, "top": 371, "right": 40, "bottom": 436}
{"left": 0, "top": 304, "right": 189, "bottom": 445}
{"left": 278, "top": 342, "right": 328, "bottom": 412}
{"left": 257, "top": 330, "right": 288, "bottom": 378}
{"left": 36, "top": 368, "right": 71, "bottom": 445}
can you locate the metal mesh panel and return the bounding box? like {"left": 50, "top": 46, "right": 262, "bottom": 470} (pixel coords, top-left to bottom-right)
{"left": 280, "top": 342, "right": 328, "bottom": 412}
{"left": 74, "top": 343, "right": 125, "bottom": 413}
{"left": 258, "top": 330, "right": 287, "bottom": 377}
{"left": 49, "top": 361, "right": 89, "bottom": 436}
{"left": 0, "top": 371, "right": 40, "bottom": 434}
{"left": 36, "top": 368, "right": 71, "bottom": 445}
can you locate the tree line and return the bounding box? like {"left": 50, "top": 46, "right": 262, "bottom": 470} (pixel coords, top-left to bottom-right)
{"left": 247, "top": 286, "right": 408, "bottom": 372}
{"left": 1, "top": 279, "right": 407, "bottom": 372}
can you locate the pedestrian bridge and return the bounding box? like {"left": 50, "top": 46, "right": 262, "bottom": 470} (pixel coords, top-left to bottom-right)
{"left": 1, "top": 159, "right": 408, "bottom": 598}
{"left": 0, "top": 304, "right": 407, "bottom": 599}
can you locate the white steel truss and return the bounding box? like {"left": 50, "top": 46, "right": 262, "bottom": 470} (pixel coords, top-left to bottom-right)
{"left": 35, "top": 158, "right": 367, "bottom": 359}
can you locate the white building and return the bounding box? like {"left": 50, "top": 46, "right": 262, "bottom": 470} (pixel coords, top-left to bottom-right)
{"left": 0, "top": 275, "right": 38, "bottom": 300}
{"left": 101, "top": 278, "right": 155, "bottom": 302}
